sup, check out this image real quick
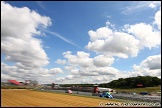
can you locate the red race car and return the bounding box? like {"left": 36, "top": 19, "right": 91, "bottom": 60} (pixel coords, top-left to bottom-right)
{"left": 65, "top": 90, "right": 72, "bottom": 94}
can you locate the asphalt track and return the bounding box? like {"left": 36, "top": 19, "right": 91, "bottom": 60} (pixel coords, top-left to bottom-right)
{"left": 49, "top": 90, "right": 161, "bottom": 103}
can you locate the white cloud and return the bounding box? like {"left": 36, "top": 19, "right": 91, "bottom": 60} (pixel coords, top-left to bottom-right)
{"left": 86, "top": 40, "right": 105, "bottom": 53}
{"left": 148, "top": 1, "right": 161, "bottom": 9}
{"left": 64, "top": 65, "right": 75, "bottom": 70}
{"left": 70, "top": 69, "right": 79, "bottom": 75}
{"left": 36, "top": 1, "right": 46, "bottom": 10}
{"left": 148, "top": 3, "right": 156, "bottom": 8}
{"left": 54, "top": 65, "right": 130, "bottom": 84}
{"left": 122, "top": 1, "right": 161, "bottom": 15}
{"left": 140, "top": 55, "right": 161, "bottom": 70}
{"left": 55, "top": 59, "right": 66, "bottom": 64}
{"left": 88, "top": 27, "right": 113, "bottom": 41}
{"left": 54, "top": 55, "right": 161, "bottom": 83}
{"left": 1, "top": 62, "right": 46, "bottom": 81}
{"left": 126, "top": 23, "right": 161, "bottom": 49}
{"left": 55, "top": 8, "right": 161, "bottom": 84}
{"left": 154, "top": 9, "right": 161, "bottom": 30}
{"left": 1, "top": 74, "right": 17, "bottom": 82}
{"left": 54, "top": 51, "right": 124, "bottom": 83}
{"left": 65, "top": 75, "right": 74, "bottom": 80}
{"left": 1, "top": 1, "right": 64, "bottom": 83}
{"left": 131, "top": 54, "right": 161, "bottom": 78}
{"left": 49, "top": 68, "right": 64, "bottom": 75}
{"left": 131, "top": 66, "right": 161, "bottom": 79}
{"left": 1, "top": 62, "right": 64, "bottom": 83}
{"left": 2, "top": 38, "right": 49, "bottom": 68}
{"left": 55, "top": 74, "right": 80, "bottom": 84}
{"left": 45, "top": 30, "right": 82, "bottom": 50}
{"left": 55, "top": 77, "right": 65, "bottom": 82}
{"left": 63, "top": 51, "right": 93, "bottom": 67}
{"left": 54, "top": 50, "right": 119, "bottom": 84}
{"left": 86, "top": 27, "right": 140, "bottom": 58}
{"left": 91, "top": 75, "right": 121, "bottom": 84}
{"left": 1, "top": 1, "right": 51, "bottom": 68}
{"left": 93, "top": 55, "right": 114, "bottom": 67}
{"left": 80, "top": 66, "right": 119, "bottom": 76}
{"left": 106, "top": 20, "right": 115, "bottom": 30}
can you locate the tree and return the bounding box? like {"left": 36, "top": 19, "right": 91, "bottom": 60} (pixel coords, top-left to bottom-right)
{"left": 107, "top": 76, "right": 161, "bottom": 88}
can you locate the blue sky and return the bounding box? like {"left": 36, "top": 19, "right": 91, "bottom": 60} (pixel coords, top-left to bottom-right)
{"left": 1, "top": 1, "right": 161, "bottom": 84}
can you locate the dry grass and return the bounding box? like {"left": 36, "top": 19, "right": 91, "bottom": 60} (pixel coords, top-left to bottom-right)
{"left": 1, "top": 89, "right": 123, "bottom": 107}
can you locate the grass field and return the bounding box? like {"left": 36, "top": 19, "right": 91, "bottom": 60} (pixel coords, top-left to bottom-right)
{"left": 2, "top": 89, "right": 160, "bottom": 107}
{"left": 2, "top": 89, "right": 127, "bottom": 107}
{"left": 114, "top": 87, "right": 161, "bottom": 93}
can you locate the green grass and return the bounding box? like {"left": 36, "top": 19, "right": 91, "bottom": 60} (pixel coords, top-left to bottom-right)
{"left": 114, "top": 87, "right": 161, "bottom": 93}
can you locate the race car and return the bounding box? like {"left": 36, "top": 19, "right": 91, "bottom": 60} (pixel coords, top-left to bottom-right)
{"left": 65, "top": 90, "right": 72, "bottom": 94}
{"left": 99, "top": 91, "right": 113, "bottom": 99}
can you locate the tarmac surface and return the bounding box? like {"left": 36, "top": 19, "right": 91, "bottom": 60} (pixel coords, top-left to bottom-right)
{"left": 49, "top": 90, "right": 161, "bottom": 103}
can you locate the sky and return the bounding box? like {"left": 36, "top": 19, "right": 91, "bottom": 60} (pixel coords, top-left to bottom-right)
{"left": 1, "top": 1, "right": 161, "bottom": 84}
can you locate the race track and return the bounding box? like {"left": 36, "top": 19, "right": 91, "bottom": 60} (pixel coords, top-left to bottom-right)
{"left": 1, "top": 89, "right": 120, "bottom": 107}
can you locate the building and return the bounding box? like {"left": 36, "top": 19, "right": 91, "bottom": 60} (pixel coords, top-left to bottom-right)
{"left": 8, "top": 80, "right": 23, "bottom": 86}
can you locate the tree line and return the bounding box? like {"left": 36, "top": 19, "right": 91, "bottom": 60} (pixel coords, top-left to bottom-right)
{"left": 50, "top": 76, "right": 161, "bottom": 89}
{"left": 60, "top": 84, "right": 95, "bottom": 87}
{"left": 100, "top": 76, "right": 161, "bottom": 89}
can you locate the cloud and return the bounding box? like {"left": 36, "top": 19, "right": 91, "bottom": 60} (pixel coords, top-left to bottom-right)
{"left": 130, "top": 54, "right": 161, "bottom": 79}
{"left": 86, "top": 27, "right": 140, "bottom": 58}
{"left": 55, "top": 59, "right": 66, "bottom": 65}
{"left": 89, "top": 54, "right": 161, "bottom": 83}
{"left": 36, "top": 1, "right": 46, "bottom": 10}
{"left": 70, "top": 69, "right": 79, "bottom": 75}
{"left": 140, "top": 55, "right": 161, "bottom": 70}
{"left": 53, "top": 7, "right": 161, "bottom": 84}
{"left": 55, "top": 77, "right": 65, "bottom": 81}
{"left": 93, "top": 55, "right": 114, "bottom": 67}
{"left": 55, "top": 74, "right": 80, "bottom": 84}
{"left": 54, "top": 50, "right": 126, "bottom": 84}
{"left": 106, "top": 20, "right": 115, "bottom": 30}
{"left": 1, "top": 62, "right": 64, "bottom": 83}
{"left": 54, "top": 53, "right": 161, "bottom": 84}
{"left": 148, "top": 3, "right": 156, "bottom": 8}
{"left": 1, "top": 1, "right": 63, "bottom": 83}
{"left": 65, "top": 75, "right": 75, "bottom": 80}
{"left": 86, "top": 7, "right": 161, "bottom": 57}
{"left": 1, "top": 1, "right": 51, "bottom": 68}
{"left": 122, "top": 1, "right": 161, "bottom": 15}
{"left": 79, "top": 66, "right": 119, "bottom": 76}
{"left": 126, "top": 23, "right": 161, "bottom": 49}
{"left": 54, "top": 65, "right": 130, "bottom": 84}
{"left": 45, "top": 30, "right": 82, "bottom": 50}
{"left": 148, "top": 1, "right": 161, "bottom": 9}
{"left": 91, "top": 75, "right": 121, "bottom": 84}
{"left": 154, "top": 9, "right": 161, "bottom": 30}
{"left": 54, "top": 7, "right": 161, "bottom": 84}
{"left": 49, "top": 68, "right": 64, "bottom": 75}
{"left": 63, "top": 51, "right": 93, "bottom": 67}
{"left": 1, "top": 62, "right": 49, "bottom": 81}
{"left": 88, "top": 27, "right": 113, "bottom": 41}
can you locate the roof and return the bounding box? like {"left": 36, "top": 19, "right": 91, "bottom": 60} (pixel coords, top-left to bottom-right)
{"left": 8, "top": 80, "right": 23, "bottom": 85}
